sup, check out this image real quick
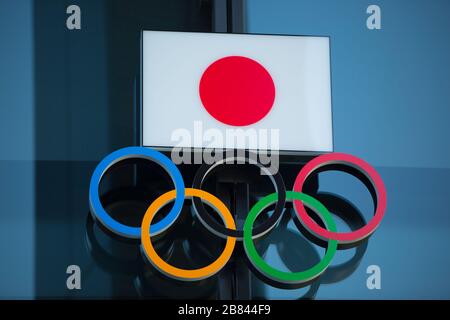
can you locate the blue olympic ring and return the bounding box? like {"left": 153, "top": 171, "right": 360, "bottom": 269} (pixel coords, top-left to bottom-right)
{"left": 89, "top": 146, "right": 185, "bottom": 239}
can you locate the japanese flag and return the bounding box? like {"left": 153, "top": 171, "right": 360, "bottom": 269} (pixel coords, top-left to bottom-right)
{"left": 142, "top": 30, "right": 332, "bottom": 152}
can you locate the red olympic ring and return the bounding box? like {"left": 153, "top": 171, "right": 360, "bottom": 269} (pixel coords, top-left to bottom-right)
{"left": 293, "top": 152, "right": 387, "bottom": 243}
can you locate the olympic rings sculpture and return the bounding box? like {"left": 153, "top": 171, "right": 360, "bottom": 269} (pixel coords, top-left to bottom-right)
{"left": 89, "top": 146, "right": 387, "bottom": 287}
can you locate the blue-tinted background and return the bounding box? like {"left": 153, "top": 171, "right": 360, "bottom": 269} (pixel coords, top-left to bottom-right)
{"left": 0, "top": 0, "right": 449, "bottom": 299}
{"left": 0, "top": 0, "right": 34, "bottom": 298}
{"left": 247, "top": 0, "right": 450, "bottom": 169}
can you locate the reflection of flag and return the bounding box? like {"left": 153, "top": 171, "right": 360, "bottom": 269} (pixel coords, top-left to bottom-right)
{"left": 142, "top": 31, "right": 333, "bottom": 152}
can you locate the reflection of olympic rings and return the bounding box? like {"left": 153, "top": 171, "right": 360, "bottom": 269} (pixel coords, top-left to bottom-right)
{"left": 88, "top": 146, "right": 387, "bottom": 287}
{"left": 192, "top": 152, "right": 286, "bottom": 240}
{"left": 293, "top": 152, "right": 387, "bottom": 245}
{"left": 89, "top": 146, "right": 185, "bottom": 239}
{"left": 291, "top": 192, "right": 369, "bottom": 283}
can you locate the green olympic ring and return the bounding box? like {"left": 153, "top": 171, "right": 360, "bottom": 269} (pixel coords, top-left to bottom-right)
{"left": 243, "top": 191, "right": 338, "bottom": 285}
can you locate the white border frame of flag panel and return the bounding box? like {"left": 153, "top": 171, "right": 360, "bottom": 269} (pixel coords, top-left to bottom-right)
{"left": 138, "top": 30, "right": 334, "bottom": 158}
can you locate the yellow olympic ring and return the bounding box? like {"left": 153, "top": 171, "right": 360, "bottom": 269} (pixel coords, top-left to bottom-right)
{"left": 141, "top": 188, "right": 237, "bottom": 281}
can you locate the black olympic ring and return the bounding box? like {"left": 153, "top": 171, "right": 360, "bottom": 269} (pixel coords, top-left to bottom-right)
{"left": 192, "top": 151, "right": 286, "bottom": 240}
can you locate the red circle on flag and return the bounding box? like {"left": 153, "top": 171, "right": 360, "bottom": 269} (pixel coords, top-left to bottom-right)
{"left": 199, "top": 56, "right": 276, "bottom": 126}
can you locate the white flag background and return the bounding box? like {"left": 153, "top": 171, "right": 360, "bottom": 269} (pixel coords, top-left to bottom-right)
{"left": 142, "top": 30, "right": 333, "bottom": 152}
